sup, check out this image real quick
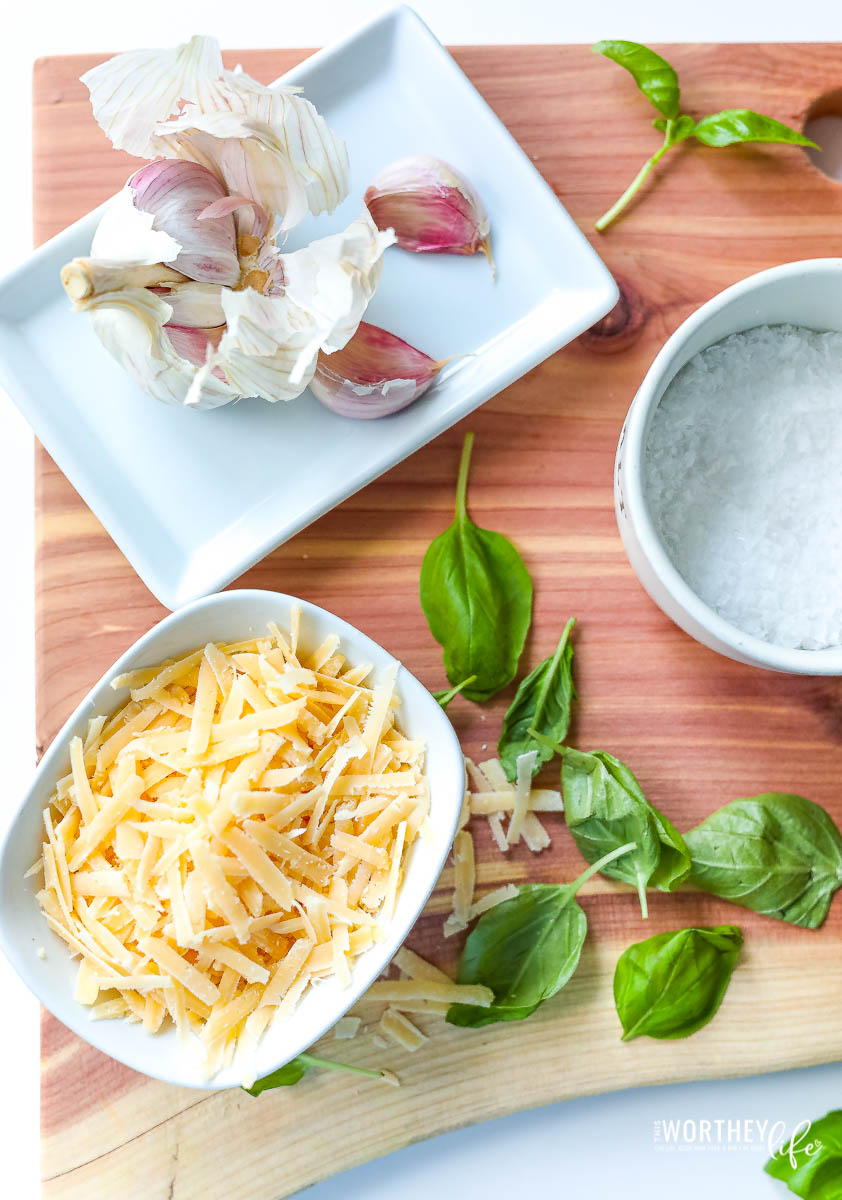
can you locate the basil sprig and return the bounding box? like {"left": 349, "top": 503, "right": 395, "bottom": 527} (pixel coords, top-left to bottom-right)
{"left": 685, "top": 793, "right": 842, "bottom": 928}
{"left": 561, "top": 748, "right": 691, "bottom": 918}
{"left": 498, "top": 618, "right": 576, "bottom": 782}
{"left": 243, "top": 1052, "right": 387, "bottom": 1096}
{"left": 593, "top": 40, "right": 817, "bottom": 230}
{"left": 446, "top": 841, "right": 636, "bottom": 1028}
{"left": 764, "top": 1108, "right": 842, "bottom": 1197}
{"left": 420, "top": 433, "right": 532, "bottom": 703}
{"left": 613, "top": 925, "right": 742, "bottom": 1041}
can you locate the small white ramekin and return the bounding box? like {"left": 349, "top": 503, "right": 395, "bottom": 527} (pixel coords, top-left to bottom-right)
{"left": 0, "top": 589, "right": 464, "bottom": 1088}
{"left": 615, "top": 258, "right": 842, "bottom": 675}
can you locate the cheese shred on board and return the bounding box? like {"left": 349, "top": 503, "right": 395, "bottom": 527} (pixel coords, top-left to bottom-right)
{"left": 33, "top": 617, "right": 428, "bottom": 1079}
{"left": 443, "top": 756, "right": 562, "bottom": 935}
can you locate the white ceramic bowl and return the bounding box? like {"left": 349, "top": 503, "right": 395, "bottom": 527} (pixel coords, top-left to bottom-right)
{"left": 0, "top": 589, "right": 464, "bottom": 1089}
{"left": 615, "top": 258, "right": 842, "bottom": 675}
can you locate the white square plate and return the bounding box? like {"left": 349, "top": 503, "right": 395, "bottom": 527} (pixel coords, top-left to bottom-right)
{"left": 0, "top": 5, "right": 617, "bottom": 610}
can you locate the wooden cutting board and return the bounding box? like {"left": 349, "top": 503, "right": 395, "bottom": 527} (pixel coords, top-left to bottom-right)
{"left": 34, "top": 43, "right": 842, "bottom": 1199}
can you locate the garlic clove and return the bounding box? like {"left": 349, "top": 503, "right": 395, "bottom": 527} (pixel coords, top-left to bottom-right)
{"left": 155, "top": 283, "right": 226, "bottom": 328}
{"left": 364, "top": 155, "right": 493, "bottom": 273}
{"left": 164, "top": 324, "right": 226, "bottom": 367}
{"left": 82, "top": 287, "right": 237, "bottom": 409}
{"left": 309, "top": 322, "right": 446, "bottom": 419}
{"left": 129, "top": 160, "right": 240, "bottom": 286}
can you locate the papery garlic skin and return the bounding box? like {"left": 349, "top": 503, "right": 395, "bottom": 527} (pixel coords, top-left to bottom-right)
{"left": 82, "top": 35, "right": 349, "bottom": 230}
{"left": 183, "top": 213, "right": 396, "bottom": 408}
{"left": 309, "top": 322, "right": 446, "bottom": 419}
{"left": 89, "top": 185, "right": 182, "bottom": 269}
{"left": 364, "top": 155, "right": 493, "bottom": 268}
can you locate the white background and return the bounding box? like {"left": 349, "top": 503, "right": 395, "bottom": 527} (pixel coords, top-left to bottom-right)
{"left": 3, "top": 2, "right": 841, "bottom": 1197}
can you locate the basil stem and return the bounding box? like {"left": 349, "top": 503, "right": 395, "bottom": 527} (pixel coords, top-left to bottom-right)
{"left": 595, "top": 119, "right": 685, "bottom": 231}
{"left": 243, "top": 1051, "right": 387, "bottom": 1097}
{"left": 433, "top": 675, "right": 477, "bottom": 709}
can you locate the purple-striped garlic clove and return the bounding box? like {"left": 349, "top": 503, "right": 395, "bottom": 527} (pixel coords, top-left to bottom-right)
{"left": 129, "top": 160, "right": 241, "bottom": 286}
{"left": 364, "top": 156, "right": 493, "bottom": 274}
{"left": 164, "top": 324, "right": 225, "bottom": 368}
{"left": 310, "top": 322, "right": 447, "bottom": 419}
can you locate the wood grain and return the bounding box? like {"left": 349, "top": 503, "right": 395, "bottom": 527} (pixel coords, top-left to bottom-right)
{"left": 34, "top": 44, "right": 842, "bottom": 1198}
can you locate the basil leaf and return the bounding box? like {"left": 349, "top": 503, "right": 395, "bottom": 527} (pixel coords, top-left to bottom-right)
{"left": 243, "top": 1057, "right": 309, "bottom": 1095}
{"left": 613, "top": 925, "right": 742, "bottom": 1041}
{"left": 562, "top": 748, "right": 691, "bottom": 918}
{"left": 593, "top": 40, "right": 680, "bottom": 119}
{"left": 445, "top": 842, "right": 636, "bottom": 1028}
{"left": 433, "top": 675, "right": 477, "bottom": 709}
{"left": 420, "top": 433, "right": 532, "bottom": 703}
{"left": 669, "top": 113, "right": 697, "bottom": 143}
{"left": 685, "top": 793, "right": 842, "bottom": 928}
{"left": 765, "top": 1108, "right": 842, "bottom": 1198}
{"left": 243, "top": 1052, "right": 386, "bottom": 1096}
{"left": 693, "top": 109, "right": 817, "bottom": 148}
{"left": 498, "top": 618, "right": 576, "bottom": 782}
{"left": 447, "top": 1000, "right": 540, "bottom": 1028}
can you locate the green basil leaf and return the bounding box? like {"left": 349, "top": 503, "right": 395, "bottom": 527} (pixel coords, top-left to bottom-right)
{"left": 433, "top": 675, "right": 477, "bottom": 709}
{"left": 685, "top": 793, "right": 842, "bottom": 928}
{"left": 498, "top": 618, "right": 576, "bottom": 782}
{"left": 420, "top": 433, "right": 532, "bottom": 703}
{"left": 593, "top": 40, "right": 680, "bottom": 120}
{"left": 693, "top": 109, "right": 817, "bottom": 148}
{"left": 445, "top": 842, "right": 636, "bottom": 1028}
{"left": 561, "top": 748, "right": 691, "bottom": 918}
{"left": 670, "top": 113, "right": 697, "bottom": 143}
{"left": 243, "top": 1057, "right": 309, "bottom": 1095}
{"left": 613, "top": 925, "right": 742, "bottom": 1041}
{"left": 446, "top": 1001, "right": 540, "bottom": 1028}
{"left": 765, "top": 1108, "right": 842, "bottom": 1198}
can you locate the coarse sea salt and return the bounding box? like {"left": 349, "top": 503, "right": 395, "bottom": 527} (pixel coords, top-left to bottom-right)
{"left": 644, "top": 324, "right": 842, "bottom": 650}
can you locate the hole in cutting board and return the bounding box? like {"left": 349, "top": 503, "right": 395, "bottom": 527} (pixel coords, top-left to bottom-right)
{"left": 803, "top": 92, "right": 842, "bottom": 181}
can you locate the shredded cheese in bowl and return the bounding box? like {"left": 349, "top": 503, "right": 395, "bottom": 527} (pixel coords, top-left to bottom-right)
{"left": 34, "top": 613, "right": 428, "bottom": 1079}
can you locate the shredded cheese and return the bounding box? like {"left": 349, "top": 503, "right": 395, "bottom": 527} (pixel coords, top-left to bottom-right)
{"left": 332, "top": 1015, "right": 361, "bottom": 1040}
{"left": 378, "top": 1007, "right": 427, "bottom": 1051}
{"left": 33, "top": 617, "right": 427, "bottom": 1079}
{"left": 507, "top": 751, "right": 538, "bottom": 845}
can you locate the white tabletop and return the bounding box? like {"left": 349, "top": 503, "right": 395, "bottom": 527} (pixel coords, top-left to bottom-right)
{"left": 3, "top": 3, "right": 839, "bottom": 1197}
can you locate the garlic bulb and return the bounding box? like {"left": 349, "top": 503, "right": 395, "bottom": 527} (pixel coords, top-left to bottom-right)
{"left": 61, "top": 36, "right": 399, "bottom": 410}
{"left": 72, "top": 212, "right": 394, "bottom": 410}
{"left": 309, "top": 322, "right": 447, "bottom": 418}
{"left": 364, "top": 156, "right": 493, "bottom": 273}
